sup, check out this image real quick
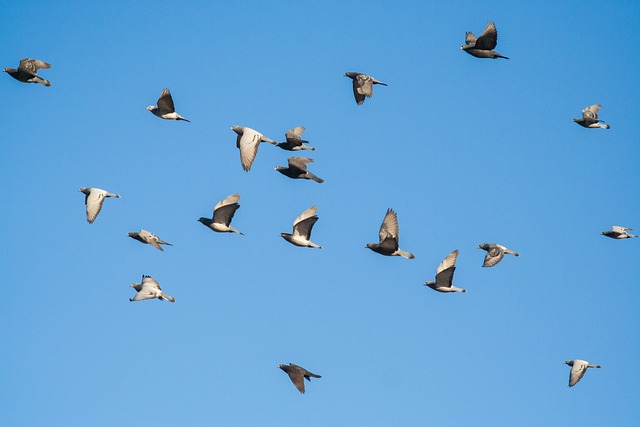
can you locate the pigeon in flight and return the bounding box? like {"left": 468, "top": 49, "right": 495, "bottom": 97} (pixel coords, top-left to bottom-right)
{"left": 278, "top": 363, "right": 321, "bottom": 394}
{"left": 424, "top": 250, "right": 466, "bottom": 293}
{"left": 366, "top": 209, "right": 415, "bottom": 259}
{"left": 478, "top": 243, "right": 520, "bottom": 267}
{"left": 565, "top": 360, "right": 601, "bottom": 387}
{"left": 573, "top": 104, "right": 610, "bottom": 129}
{"left": 460, "top": 21, "right": 509, "bottom": 59}
{"left": 128, "top": 230, "right": 173, "bottom": 251}
{"left": 3, "top": 58, "right": 52, "bottom": 86}
{"left": 130, "top": 275, "right": 176, "bottom": 302}
{"left": 601, "top": 226, "right": 637, "bottom": 239}
{"left": 146, "top": 89, "right": 190, "bottom": 122}
{"left": 280, "top": 206, "right": 322, "bottom": 249}
{"left": 344, "top": 72, "right": 387, "bottom": 105}
{"left": 275, "top": 126, "right": 315, "bottom": 151}
{"left": 79, "top": 187, "right": 121, "bottom": 224}
{"left": 275, "top": 157, "right": 324, "bottom": 183}
{"left": 231, "top": 125, "right": 277, "bottom": 171}
{"left": 198, "top": 193, "right": 243, "bottom": 235}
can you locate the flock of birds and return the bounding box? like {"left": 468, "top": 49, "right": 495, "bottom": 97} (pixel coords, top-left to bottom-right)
{"left": 4, "top": 20, "right": 633, "bottom": 393}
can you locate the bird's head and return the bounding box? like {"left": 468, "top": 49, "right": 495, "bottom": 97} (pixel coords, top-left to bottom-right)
{"left": 344, "top": 72, "right": 357, "bottom": 78}
{"left": 79, "top": 188, "right": 89, "bottom": 194}
{"left": 365, "top": 243, "right": 375, "bottom": 250}
{"left": 478, "top": 243, "right": 489, "bottom": 250}
{"left": 460, "top": 45, "right": 467, "bottom": 50}
{"left": 146, "top": 105, "right": 156, "bottom": 111}
{"left": 564, "top": 360, "right": 573, "bottom": 366}
{"left": 572, "top": 118, "right": 580, "bottom": 123}
{"left": 127, "top": 232, "right": 136, "bottom": 237}
{"left": 230, "top": 125, "right": 242, "bottom": 134}
{"left": 274, "top": 166, "right": 284, "bottom": 171}
{"left": 197, "top": 217, "right": 209, "bottom": 225}
{"left": 2, "top": 68, "right": 9, "bottom": 73}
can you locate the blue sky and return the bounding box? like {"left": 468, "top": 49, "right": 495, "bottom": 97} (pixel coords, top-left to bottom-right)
{"left": 1, "top": 1, "right": 639, "bottom": 426}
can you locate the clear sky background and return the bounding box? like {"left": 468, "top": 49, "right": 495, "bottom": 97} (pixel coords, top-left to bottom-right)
{"left": 1, "top": 1, "right": 639, "bottom": 426}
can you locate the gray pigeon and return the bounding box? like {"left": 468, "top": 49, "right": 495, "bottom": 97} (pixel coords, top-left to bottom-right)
{"left": 275, "top": 157, "right": 324, "bottom": 183}
{"left": 478, "top": 243, "right": 520, "bottom": 267}
{"left": 460, "top": 21, "right": 509, "bottom": 59}
{"left": 278, "top": 363, "right": 321, "bottom": 394}
{"left": 366, "top": 209, "right": 415, "bottom": 259}
{"left": 79, "top": 187, "right": 121, "bottom": 223}
{"left": 128, "top": 229, "right": 173, "bottom": 251}
{"left": 565, "top": 360, "right": 601, "bottom": 387}
{"left": 344, "top": 72, "right": 387, "bottom": 105}
{"left": 280, "top": 206, "right": 322, "bottom": 249}
{"left": 275, "top": 126, "right": 315, "bottom": 151}
{"left": 146, "top": 88, "right": 190, "bottom": 122}
{"left": 130, "top": 275, "right": 175, "bottom": 302}
{"left": 198, "top": 193, "right": 243, "bottom": 234}
{"left": 231, "top": 125, "right": 277, "bottom": 171}
{"left": 602, "top": 226, "right": 637, "bottom": 239}
{"left": 573, "top": 104, "right": 610, "bottom": 129}
{"left": 3, "top": 58, "right": 52, "bottom": 86}
{"left": 424, "top": 250, "right": 466, "bottom": 293}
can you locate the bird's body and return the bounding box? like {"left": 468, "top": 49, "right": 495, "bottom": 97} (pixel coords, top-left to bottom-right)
{"left": 198, "top": 193, "right": 243, "bottom": 234}
{"left": 565, "top": 359, "right": 601, "bottom": 387}
{"left": 478, "top": 243, "right": 520, "bottom": 267}
{"left": 573, "top": 104, "right": 610, "bottom": 129}
{"left": 146, "top": 89, "right": 190, "bottom": 122}
{"left": 278, "top": 363, "right": 321, "bottom": 394}
{"left": 231, "top": 125, "right": 276, "bottom": 171}
{"left": 275, "top": 157, "right": 324, "bottom": 183}
{"left": 275, "top": 126, "right": 315, "bottom": 151}
{"left": 79, "top": 187, "right": 121, "bottom": 223}
{"left": 424, "top": 250, "right": 466, "bottom": 293}
{"left": 344, "top": 72, "right": 387, "bottom": 105}
{"left": 460, "top": 21, "right": 509, "bottom": 59}
{"left": 128, "top": 229, "right": 172, "bottom": 251}
{"left": 130, "top": 275, "right": 176, "bottom": 302}
{"left": 280, "top": 206, "right": 322, "bottom": 249}
{"left": 602, "top": 226, "right": 637, "bottom": 239}
{"left": 3, "top": 58, "right": 52, "bottom": 86}
{"left": 366, "top": 209, "right": 415, "bottom": 259}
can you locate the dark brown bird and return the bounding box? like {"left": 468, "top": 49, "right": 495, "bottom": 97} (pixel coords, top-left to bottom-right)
{"left": 278, "top": 363, "right": 321, "bottom": 394}
{"left": 3, "top": 58, "right": 52, "bottom": 86}
{"left": 460, "top": 21, "right": 509, "bottom": 59}
{"left": 365, "top": 208, "right": 415, "bottom": 259}
{"left": 344, "top": 72, "right": 387, "bottom": 105}
{"left": 275, "top": 126, "right": 315, "bottom": 151}
{"left": 573, "top": 104, "right": 610, "bottom": 129}
{"left": 275, "top": 157, "right": 324, "bottom": 183}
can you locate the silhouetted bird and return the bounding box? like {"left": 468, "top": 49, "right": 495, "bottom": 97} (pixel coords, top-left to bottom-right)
{"left": 275, "top": 157, "right": 324, "bottom": 183}
{"left": 424, "top": 250, "right": 466, "bottom": 293}
{"left": 275, "top": 126, "right": 315, "bottom": 151}
{"left": 565, "top": 360, "right": 601, "bottom": 387}
{"left": 146, "top": 89, "right": 190, "bottom": 122}
{"left": 344, "top": 72, "right": 387, "bottom": 105}
{"left": 601, "top": 226, "right": 637, "bottom": 239}
{"left": 231, "top": 125, "right": 276, "bottom": 171}
{"left": 128, "top": 230, "right": 173, "bottom": 251}
{"left": 278, "top": 363, "right": 321, "bottom": 394}
{"left": 130, "top": 275, "right": 175, "bottom": 302}
{"left": 198, "top": 193, "right": 243, "bottom": 234}
{"left": 280, "top": 206, "right": 322, "bottom": 249}
{"left": 460, "top": 21, "right": 509, "bottom": 59}
{"left": 573, "top": 104, "right": 610, "bottom": 129}
{"left": 478, "top": 243, "right": 520, "bottom": 267}
{"left": 79, "top": 187, "right": 121, "bottom": 224}
{"left": 3, "top": 58, "right": 52, "bottom": 86}
{"left": 366, "top": 209, "right": 415, "bottom": 259}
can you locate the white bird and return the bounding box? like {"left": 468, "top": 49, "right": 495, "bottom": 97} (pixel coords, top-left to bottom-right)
{"left": 146, "top": 88, "right": 190, "bottom": 122}
{"left": 424, "top": 250, "right": 466, "bottom": 293}
{"left": 601, "top": 226, "right": 637, "bottom": 239}
{"left": 478, "top": 243, "right": 519, "bottom": 267}
{"left": 230, "top": 125, "right": 277, "bottom": 171}
{"left": 280, "top": 206, "right": 322, "bottom": 249}
{"left": 198, "top": 193, "right": 243, "bottom": 234}
{"left": 565, "top": 360, "right": 601, "bottom": 387}
{"left": 128, "top": 229, "right": 173, "bottom": 251}
{"left": 130, "top": 275, "right": 176, "bottom": 302}
{"left": 79, "top": 187, "right": 121, "bottom": 223}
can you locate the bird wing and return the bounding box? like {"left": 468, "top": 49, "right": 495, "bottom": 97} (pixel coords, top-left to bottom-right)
{"left": 141, "top": 275, "right": 162, "bottom": 291}
{"left": 131, "top": 290, "right": 158, "bottom": 301}
{"left": 435, "top": 266, "right": 456, "bottom": 288}
{"left": 237, "top": 129, "right": 262, "bottom": 171}
{"left": 569, "top": 361, "right": 588, "bottom": 387}
{"left": 293, "top": 207, "right": 319, "bottom": 239}
{"left": 85, "top": 189, "right": 106, "bottom": 223}
{"left": 147, "top": 236, "right": 164, "bottom": 251}
{"left": 611, "top": 225, "right": 629, "bottom": 233}
{"left": 288, "top": 371, "right": 306, "bottom": 393}
{"left": 464, "top": 31, "right": 477, "bottom": 46}
{"left": 287, "top": 156, "right": 312, "bottom": 173}
{"left": 19, "top": 58, "right": 50, "bottom": 76}
{"left": 213, "top": 202, "right": 240, "bottom": 226}
{"left": 436, "top": 250, "right": 459, "bottom": 275}
{"left": 285, "top": 126, "right": 306, "bottom": 145}
{"left": 157, "top": 89, "right": 176, "bottom": 113}
{"left": 378, "top": 209, "right": 399, "bottom": 242}
{"left": 483, "top": 246, "right": 504, "bottom": 267}
{"left": 355, "top": 74, "right": 373, "bottom": 97}
{"left": 474, "top": 21, "right": 498, "bottom": 50}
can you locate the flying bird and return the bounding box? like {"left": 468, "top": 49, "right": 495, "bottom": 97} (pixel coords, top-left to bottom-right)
{"left": 344, "top": 72, "right": 387, "bottom": 105}
{"left": 128, "top": 229, "right": 173, "bottom": 251}
{"left": 573, "top": 104, "right": 610, "bottom": 129}
{"left": 275, "top": 126, "right": 315, "bottom": 151}
{"left": 424, "top": 250, "right": 466, "bottom": 293}
{"left": 280, "top": 206, "right": 322, "bottom": 249}
{"left": 366, "top": 209, "right": 415, "bottom": 259}
{"left": 198, "top": 193, "right": 243, "bottom": 234}
{"left": 565, "top": 360, "right": 601, "bottom": 387}
{"left": 79, "top": 187, "right": 121, "bottom": 224}
{"left": 3, "top": 58, "right": 52, "bottom": 86}
{"left": 478, "top": 243, "right": 520, "bottom": 267}
{"left": 231, "top": 125, "right": 277, "bottom": 171}
{"left": 275, "top": 157, "right": 324, "bottom": 183}
{"left": 601, "top": 226, "right": 637, "bottom": 239}
{"left": 460, "top": 21, "right": 509, "bottom": 59}
{"left": 278, "top": 363, "right": 321, "bottom": 394}
{"left": 146, "top": 88, "right": 190, "bottom": 122}
{"left": 129, "top": 275, "right": 176, "bottom": 302}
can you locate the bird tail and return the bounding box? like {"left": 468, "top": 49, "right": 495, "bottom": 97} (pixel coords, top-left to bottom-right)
{"left": 597, "top": 122, "right": 610, "bottom": 129}
{"left": 310, "top": 173, "right": 324, "bottom": 184}
{"left": 177, "top": 115, "right": 191, "bottom": 123}
{"left": 308, "top": 373, "right": 321, "bottom": 379}
{"left": 505, "top": 249, "right": 520, "bottom": 256}
{"left": 159, "top": 241, "right": 173, "bottom": 246}
{"left": 35, "top": 76, "right": 51, "bottom": 86}
{"left": 397, "top": 249, "right": 415, "bottom": 259}
{"left": 301, "top": 144, "right": 316, "bottom": 151}
{"left": 229, "top": 226, "right": 244, "bottom": 235}
{"left": 494, "top": 53, "right": 509, "bottom": 59}
{"left": 106, "top": 192, "right": 121, "bottom": 198}
{"left": 161, "top": 293, "right": 176, "bottom": 302}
